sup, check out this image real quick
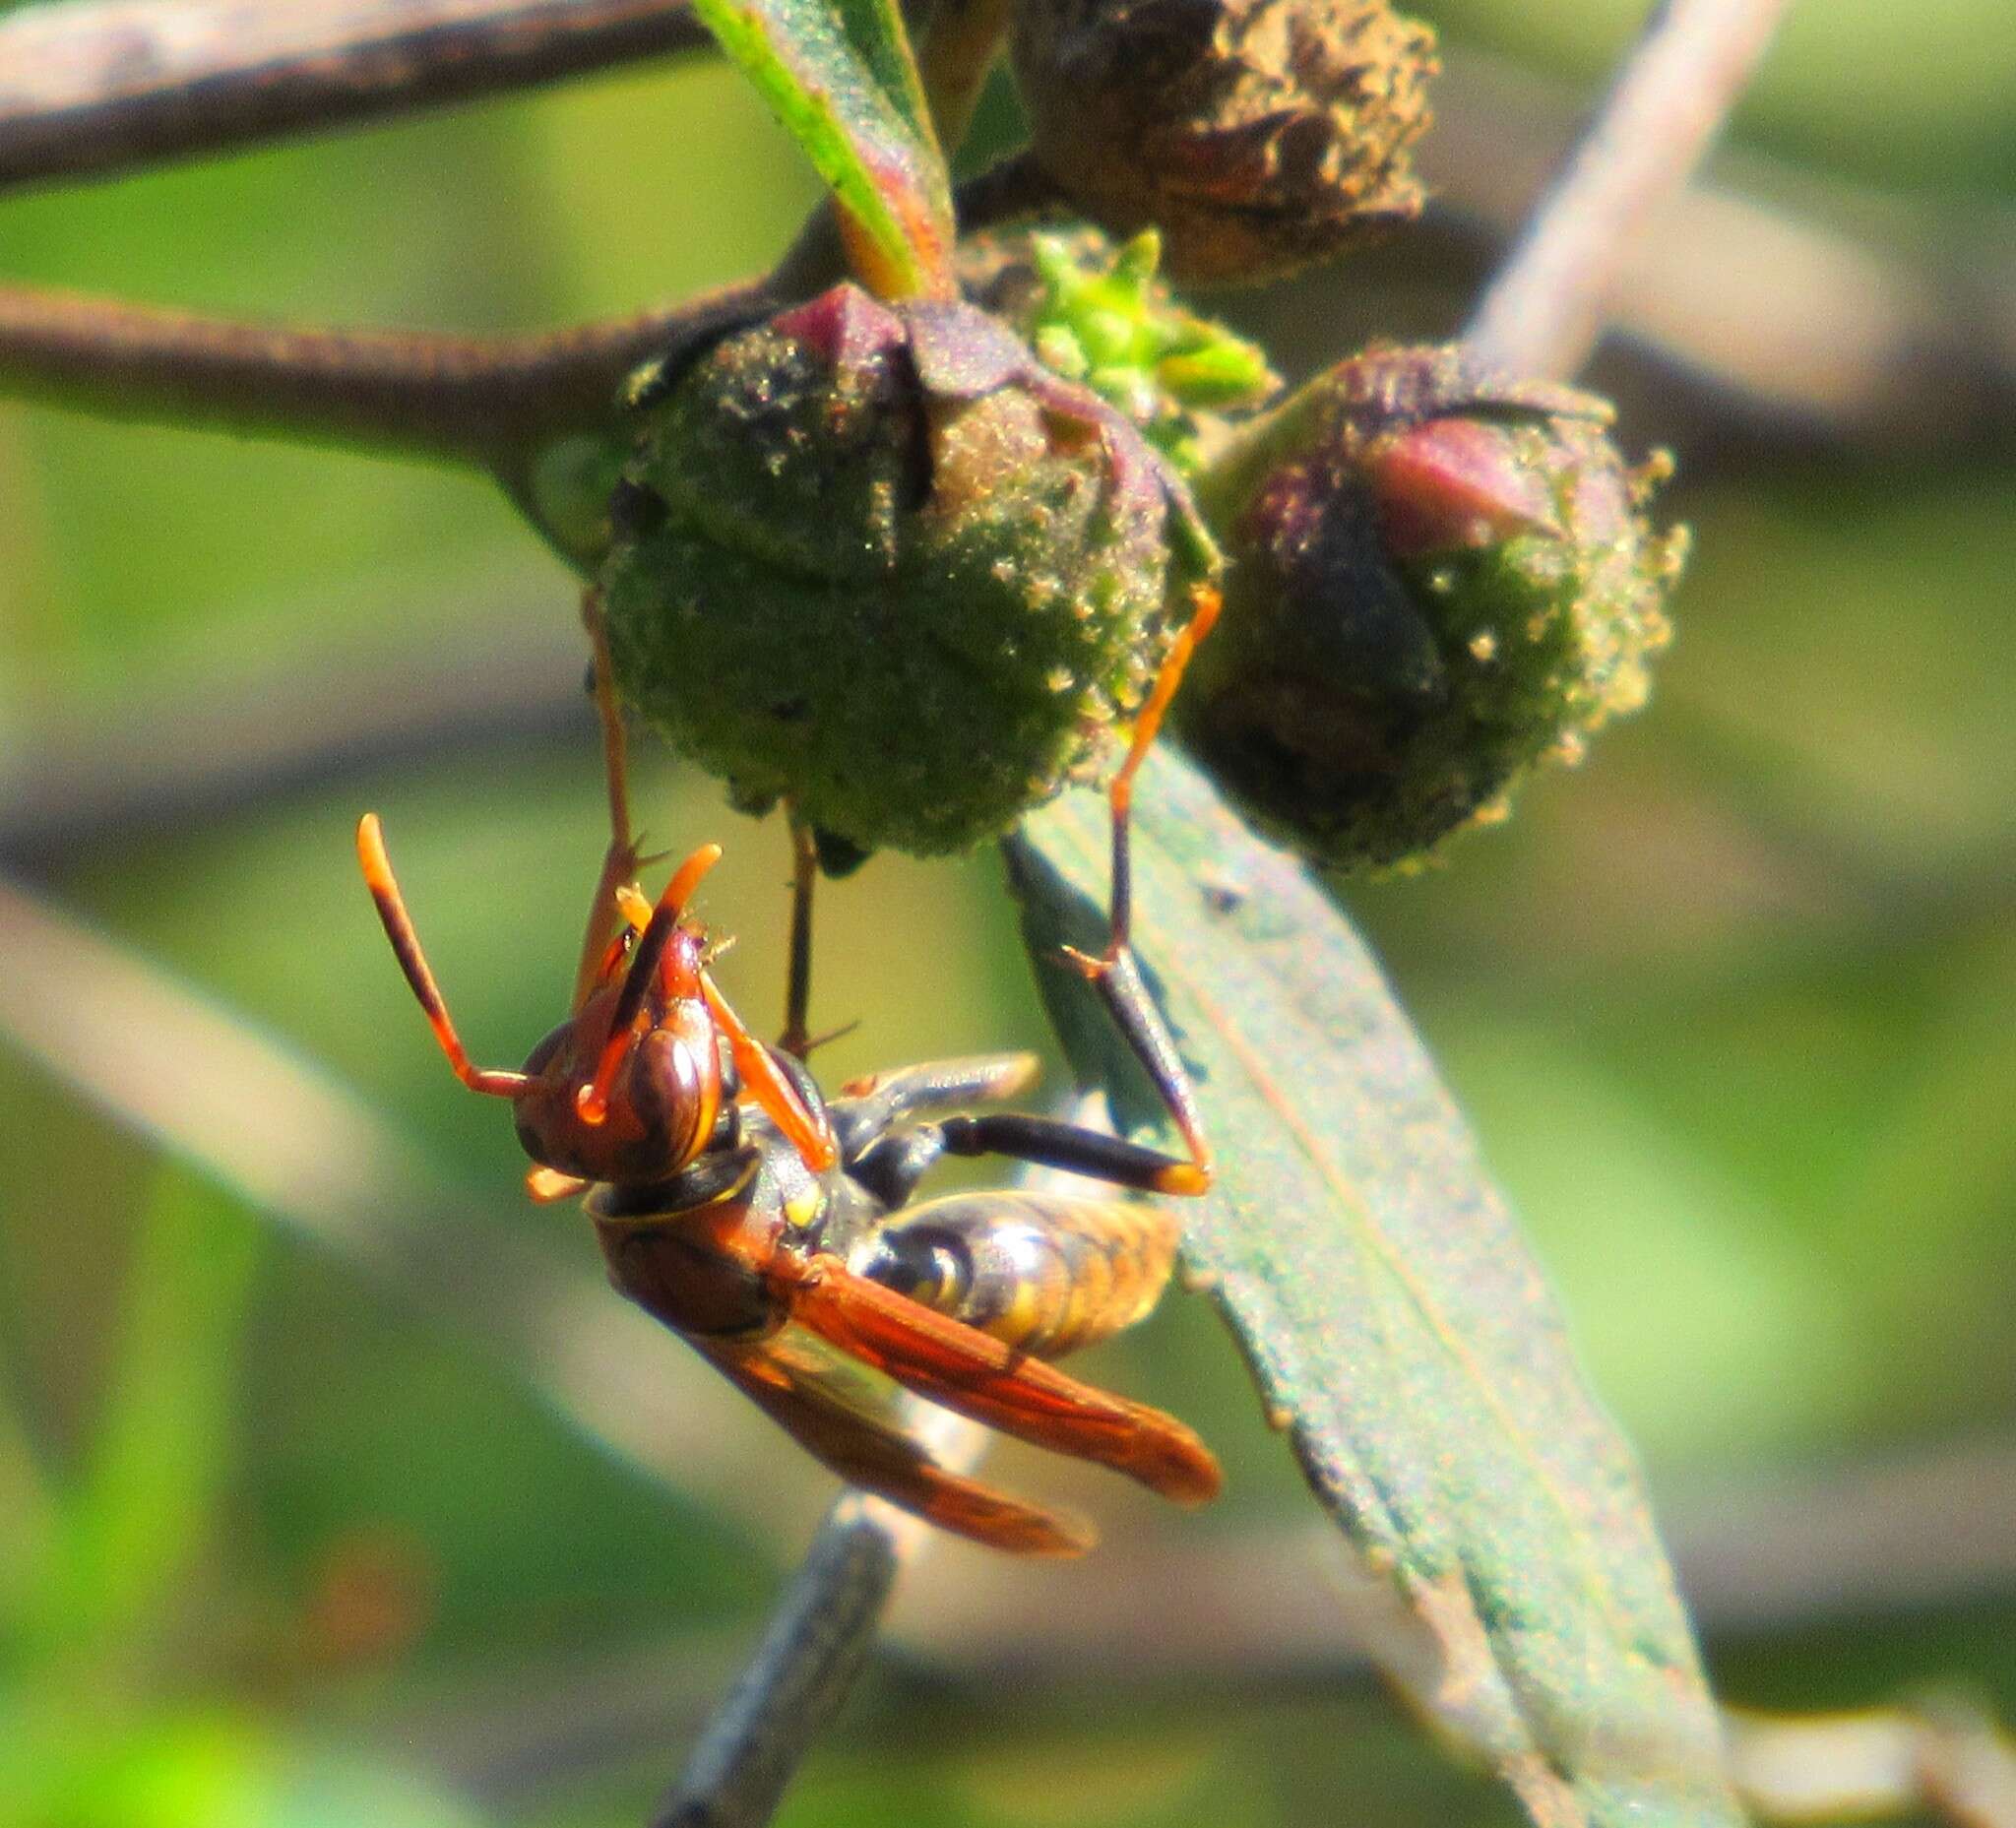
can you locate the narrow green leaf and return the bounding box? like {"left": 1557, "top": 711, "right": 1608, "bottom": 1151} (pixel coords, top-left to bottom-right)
{"left": 690, "top": 0, "right": 954, "bottom": 298}
{"left": 1009, "top": 746, "right": 1742, "bottom": 1828}
{"left": 27, "top": 1166, "right": 262, "bottom": 1666}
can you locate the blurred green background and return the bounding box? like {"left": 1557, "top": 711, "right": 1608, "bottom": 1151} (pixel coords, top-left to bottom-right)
{"left": 1, "top": 1, "right": 2012, "bottom": 1823}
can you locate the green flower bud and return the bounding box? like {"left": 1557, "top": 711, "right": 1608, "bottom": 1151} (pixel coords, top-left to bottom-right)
{"left": 598, "top": 284, "right": 1205, "bottom": 856}
{"left": 1183, "top": 343, "right": 1684, "bottom": 870}
{"left": 1010, "top": 0, "right": 1437, "bottom": 285}
{"left": 961, "top": 225, "right": 1279, "bottom": 474}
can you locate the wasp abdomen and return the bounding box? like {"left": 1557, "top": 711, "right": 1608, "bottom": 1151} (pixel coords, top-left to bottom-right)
{"left": 851, "top": 1192, "right": 1178, "bottom": 1359}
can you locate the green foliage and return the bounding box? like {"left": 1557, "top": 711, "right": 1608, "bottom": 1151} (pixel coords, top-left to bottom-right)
{"left": 0, "top": 4, "right": 2011, "bottom": 1828}
{"left": 1013, "top": 749, "right": 1739, "bottom": 1825}
{"left": 688, "top": 0, "right": 954, "bottom": 296}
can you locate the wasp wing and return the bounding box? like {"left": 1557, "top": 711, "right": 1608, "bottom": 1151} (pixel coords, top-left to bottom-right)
{"left": 786, "top": 1255, "right": 1221, "bottom": 1506}
{"left": 696, "top": 1323, "right": 1096, "bottom": 1556}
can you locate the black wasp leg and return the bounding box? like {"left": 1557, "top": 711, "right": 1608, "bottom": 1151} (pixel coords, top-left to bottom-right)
{"left": 846, "top": 1128, "right": 948, "bottom": 1210}
{"left": 573, "top": 586, "right": 644, "bottom": 1013}
{"left": 934, "top": 1107, "right": 1206, "bottom": 1198}
{"left": 831, "top": 1055, "right": 1043, "bottom": 1203}
{"left": 779, "top": 809, "right": 818, "bottom": 1059}
{"left": 832, "top": 1055, "right": 1040, "bottom": 1142}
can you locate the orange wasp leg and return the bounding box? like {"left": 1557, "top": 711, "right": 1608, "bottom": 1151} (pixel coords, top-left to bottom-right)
{"left": 702, "top": 974, "right": 838, "bottom": 1173}
{"left": 571, "top": 587, "right": 650, "bottom": 1014}
{"left": 1059, "top": 579, "right": 1223, "bottom": 1194}
{"left": 780, "top": 1252, "right": 1222, "bottom": 1505}
{"left": 356, "top": 814, "right": 529, "bottom": 1099}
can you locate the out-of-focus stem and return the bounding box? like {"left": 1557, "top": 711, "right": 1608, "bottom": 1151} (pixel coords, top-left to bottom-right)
{"left": 916, "top": 0, "right": 1014, "bottom": 160}
{"left": 651, "top": 1485, "right": 951, "bottom": 1828}
{"left": 0, "top": 0, "right": 711, "bottom": 199}
{"left": 1462, "top": 0, "right": 1793, "bottom": 380}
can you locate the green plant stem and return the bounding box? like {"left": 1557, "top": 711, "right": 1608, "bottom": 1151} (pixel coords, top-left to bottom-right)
{"left": 1462, "top": 0, "right": 1794, "bottom": 380}
{"left": 0, "top": 0, "right": 713, "bottom": 199}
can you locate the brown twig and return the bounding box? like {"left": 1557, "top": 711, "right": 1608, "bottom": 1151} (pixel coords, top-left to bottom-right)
{"left": 1463, "top": 0, "right": 1794, "bottom": 380}
{"left": 653, "top": 1504, "right": 906, "bottom": 1828}
{"left": 652, "top": 1469, "right": 973, "bottom": 1828}
{"left": 0, "top": 0, "right": 711, "bottom": 199}
{"left": 0, "top": 275, "right": 769, "bottom": 468}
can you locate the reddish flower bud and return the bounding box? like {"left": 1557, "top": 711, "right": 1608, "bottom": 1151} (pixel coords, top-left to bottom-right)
{"left": 1183, "top": 344, "right": 1684, "bottom": 869}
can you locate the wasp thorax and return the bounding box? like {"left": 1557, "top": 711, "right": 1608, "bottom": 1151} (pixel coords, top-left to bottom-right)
{"left": 598, "top": 284, "right": 1195, "bottom": 857}
{"left": 1182, "top": 343, "right": 1684, "bottom": 871}
{"left": 1010, "top": 0, "right": 1436, "bottom": 285}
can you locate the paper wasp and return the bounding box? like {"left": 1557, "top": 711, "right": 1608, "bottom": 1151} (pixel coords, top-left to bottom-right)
{"left": 355, "top": 588, "right": 1224, "bottom": 1553}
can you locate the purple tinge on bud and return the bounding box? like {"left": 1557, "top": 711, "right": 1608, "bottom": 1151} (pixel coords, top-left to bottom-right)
{"left": 1183, "top": 342, "right": 1684, "bottom": 870}
{"left": 597, "top": 283, "right": 1209, "bottom": 858}
{"left": 767, "top": 283, "right": 910, "bottom": 372}
{"left": 1361, "top": 417, "right": 1562, "bottom": 557}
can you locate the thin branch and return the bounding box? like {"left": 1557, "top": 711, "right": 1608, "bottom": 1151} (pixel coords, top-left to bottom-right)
{"left": 0, "top": 0, "right": 711, "bottom": 199}
{"left": 653, "top": 1103, "right": 1097, "bottom": 1828}
{"left": 1463, "top": 0, "right": 1794, "bottom": 379}
{"left": 653, "top": 1488, "right": 944, "bottom": 1828}
{"left": 0, "top": 276, "right": 770, "bottom": 467}
{"left": 1728, "top": 1703, "right": 2016, "bottom": 1828}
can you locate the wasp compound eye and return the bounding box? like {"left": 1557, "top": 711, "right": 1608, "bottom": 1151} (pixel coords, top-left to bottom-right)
{"left": 1181, "top": 342, "right": 1685, "bottom": 871}
{"left": 1010, "top": 0, "right": 1438, "bottom": 286}
{"left": 598, "top": 283, "right": 1203, "bottom": 859}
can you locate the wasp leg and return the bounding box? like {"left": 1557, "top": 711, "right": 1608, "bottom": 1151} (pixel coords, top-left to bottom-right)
{"left": 940, "top": 1106, "right": 1208, "bottom": 1197}
{"left": 779, "top": 808, "right": 819, "bottom": 1059}
{"left": 780, "top": 1253, "right": 1221, "bottom": 1505}
{"left": 1064, "top": 581, "right": 1222, "bottom": 1190}
{"left": 849, "top": 1191, "right": 1179, "bottom": 1360}
{"left": 846, "top": 1105, "right": 1202, "bottom": 1208}
{"left": 829, "top": 1053, "right": 1042, "bottom": 1178}
{"left": 573, "top": 586, "right": 646, "bottom": 1012}
{"left": 697, "top": 1332, "right": 1096, "bottom": 1556}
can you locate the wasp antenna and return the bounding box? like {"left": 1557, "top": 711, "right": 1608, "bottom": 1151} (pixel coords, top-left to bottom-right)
{"left": 356, "top": 814, "right": 529, "bottom": 1100}
{"left": 663, "top": 841, "right": 724, "bottom": 915}
{"left": 578, "top": 841, "right": 729, "bottom": 1125}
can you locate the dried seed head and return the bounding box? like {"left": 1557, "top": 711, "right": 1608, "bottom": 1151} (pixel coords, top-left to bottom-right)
{"left": 1183, "top": 343, "right": 1684, "bottom": 870}
{"left": 1010, "top": 0, "right": 1437, "bottom": 285}
{"left": 598, "top": 284, "right": 1204, "bottom": 857}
